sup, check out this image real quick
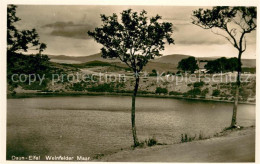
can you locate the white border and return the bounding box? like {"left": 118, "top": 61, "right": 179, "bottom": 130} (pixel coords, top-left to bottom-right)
{"left": 0, "top": 0, "right": 259, "bottom": 164}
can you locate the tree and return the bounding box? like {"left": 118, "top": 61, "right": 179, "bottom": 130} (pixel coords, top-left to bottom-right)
{"left": 192, "top": 7, "right": 256, "bottom": 127}
{"left": 88, "top": 9, "right": 174, "bottom": 146}
{"left": 205, "top": 57, "right": 238, "bottom": 73}
{"left": 204, "top": 57, "right": 237, "bottom": 73}
{"left": 7, "top": 5, "right": 46, "bottom": 54}
{"left": 227, "top": 57, "right": 239, "bottom": 72}
{"left": 7, "top": 5, "right": 49, "bottom": 90}
{"left": 177, "top": 57, "right": 199, "bottom": 73}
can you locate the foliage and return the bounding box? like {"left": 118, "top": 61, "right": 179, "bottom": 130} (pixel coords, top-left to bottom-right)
{"left": 201, "top": 88, "right": 209, "bottom": 97}
{"left": 212, "top": 89, "right": 221, "bottom": 97}
{"left": 149, "top": 69, "right": 158, "bottom": 76}
{"left": 177, "top": 57, "right": 198, "bottom": 73}
{"left": 239, "top": 87, "right": 250, "bottom": 101}
{"left": 166, "top": 71, "right": 175, "bottom": 75}
{"left": 169, "top": 91, "right": 182, "bottom": 95}
{"left": 181, "top": 131, "right": 210, "bottom": 143}
{"left": 184, "top": 88, "right": 201, "bottom": 97}
{"left": 146, "top": 137, "right": 158, "bottom": 147}
{"left": 205, "top": 57, "right": 239, "bottom": 73}
{"left": 193, "top": 81, "right": 205, "bottom": 88}
{"left": 155, "top": 87, "right": 168, "bottom": 94}
{"left": 7, "top": 5, "right": 50, "bottom": 91}
{"left": 88, "top": 9, "right": 174, "bottom": 147}
{"left": 7, "top": 52, "right": 51, "bottom": 88}
{"left": 192, "top": 7, "right": 256, "bottom": 52}
{"left": 71, "top": 82, "right": 86, "bottom": 91}
{"left": 87, "top": 83, "right": 115, "bottom": 92}
{"left": 181, "top": 133, "right": 196, "bottom": 143}
{"left": 192, "top": 7, "right": 256, "bottom": 73}
{"left": 20, "top": 80, "right": 49, "bottom": 90}
{"left": 193, "top": 6, "right": 257, "bottom": 126}
{"left": 88, "top": 9, "right": 174, "bottom": 74}
{"left": 7, "top": 5, "right": 46, "bottom": 53}
{"left": 134, "top": 136, "right": 160, "bottom": 148}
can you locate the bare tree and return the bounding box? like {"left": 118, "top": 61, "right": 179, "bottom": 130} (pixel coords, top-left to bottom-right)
{"left": 88, "top": 9, "right": 174, "bottom": 146}
{"left": 192, "top": 7, "right": 256, "bottom": 127}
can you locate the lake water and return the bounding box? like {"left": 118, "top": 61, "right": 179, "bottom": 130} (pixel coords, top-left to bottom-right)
{"left": 7, "top": 96, "right": 255, "bottom": 159}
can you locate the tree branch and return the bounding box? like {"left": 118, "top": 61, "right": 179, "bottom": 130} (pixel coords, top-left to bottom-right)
{"left": 211, "top": 28, "right": 235, "bottom": 46}
{"left": 224, "top": 27, "right": 239, "bottom": 49}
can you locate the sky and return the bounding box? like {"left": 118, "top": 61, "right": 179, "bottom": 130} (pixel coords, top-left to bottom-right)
{"left": 15, "top": 5, "right": 256, "bottom": 59}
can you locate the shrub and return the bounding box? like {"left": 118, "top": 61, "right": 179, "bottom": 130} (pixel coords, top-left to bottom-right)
{"left": 134, "top": 136, "right": 159, "bottom": 148}
{"left": 201, "top": 88, "right": 209, "bottom": 97}
{"left": 193, "top": 81, "right": 205, "bottom": 88}
{"left": 181, "top": 131, "right": 210, "bottom": 143}
{"left": 169, "top": 91, "right": 182, "bottom": 95}
{"left": 184, "top": 88, "right": 201, "bottom": 97}
{"left": 21, "top": 80, "right": 48, "bottom": 90}
{"left": 71, "top": 82, "right": 85, "bottom": 91}
{"left": 155, "top": 87, "right": 168, "bottom": 94}
{"left": 149, "top": 69, "right": 157, "bottom": 76}
{"left": 212, "top": 89, "right": 220, "bottom": 96}
{"left": 181, "top": 134, "right": 196, "bottom": 143}
{"left": 87, "top": 83, "right": 114, "bottom": 92}
{"left": 93, "top": 153, "right": 104, "bottom": 160}
{"left": 212, "top": 84, "right": 217, "bottom": 87}
{"left": 198, "top": 131, "right": 210, "bottom": 140}
{"left": 145, "top": 137, "right": 158, "bottom": 147}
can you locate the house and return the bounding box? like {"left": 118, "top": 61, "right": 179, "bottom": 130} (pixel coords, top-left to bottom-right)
{"left": 195, "top": 59, "right": 208, "bottom": 74}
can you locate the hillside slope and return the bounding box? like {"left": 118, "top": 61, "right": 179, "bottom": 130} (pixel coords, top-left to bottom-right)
{"left": 48, "top": 54, "right": 256, "bottom": 68}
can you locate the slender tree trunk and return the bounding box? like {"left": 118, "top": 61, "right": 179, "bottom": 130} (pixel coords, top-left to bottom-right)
{"left": 132, "top": 76, "right": 140, "bottom": 147}
{"left": 231, "top": 51, "right": 242, "bottom": 127}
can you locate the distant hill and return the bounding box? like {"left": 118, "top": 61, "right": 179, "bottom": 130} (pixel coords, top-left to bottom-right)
{"left": 48, "top": 53, "right": 256, "bottom": 70}
{"left": 48, "top": 53, "right": 120, "bottom": 64}
{"left": 154, "top": 54, "right": 192, "bottom": 65}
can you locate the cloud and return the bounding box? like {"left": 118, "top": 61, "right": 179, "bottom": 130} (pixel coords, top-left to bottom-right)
{"left": 15, "top": 5, "right": 256, "bottom": 58}
{"left": 171, "top": 23, "right": 256, "bottom": 46}
{"left": 42, "top": 21, "right": 96, "bottom": 39}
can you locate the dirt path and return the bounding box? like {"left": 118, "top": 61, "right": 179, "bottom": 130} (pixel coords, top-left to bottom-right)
{"left": 100, "top": 127, "right": 255, "bottom": 162}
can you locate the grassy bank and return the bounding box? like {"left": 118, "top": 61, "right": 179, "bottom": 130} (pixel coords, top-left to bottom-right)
{"left": 97, "top": 126, "right": 255, "bottom": 162}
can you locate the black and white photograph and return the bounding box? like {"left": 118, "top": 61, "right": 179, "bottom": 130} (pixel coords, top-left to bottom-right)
{"left": 1, "top": 0, "right": 259, "bottom": 163}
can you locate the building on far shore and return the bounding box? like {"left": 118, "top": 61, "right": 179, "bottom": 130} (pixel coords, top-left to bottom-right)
{"left": 195, "top": 59, "right": 208, "bottom": 74}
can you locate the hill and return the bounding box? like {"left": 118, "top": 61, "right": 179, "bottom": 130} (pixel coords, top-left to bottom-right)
{"left": 48, "top": 53, "right": 120, "bottom": 64}
{"left": 153, "top": 54, "right": 192, "bottom": 65}
{"left": 47, "top": 54, "right": 256, "bottom": 70}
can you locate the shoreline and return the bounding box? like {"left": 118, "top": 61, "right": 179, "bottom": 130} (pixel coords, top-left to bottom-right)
{"left": 7, "top": 92, "right": 255, "bottom": 105}
{"left": 97, "top": 126, "right": 255, "bottom": 162}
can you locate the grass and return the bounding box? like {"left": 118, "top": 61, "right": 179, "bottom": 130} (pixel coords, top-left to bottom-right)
{"left": 181, "top": 134, "right": 196, "bottom": 143}
{"left": 133, "top": 136, "right": 166, "bottom": 148}
{"left": 180, "top": 126, "right": 249, "bottom": 145}
{"left": 181, "top": 131, "right": 211, "bottom": 143}
{"left": 92, "top": 153, "right": 105, "bottom": 160}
